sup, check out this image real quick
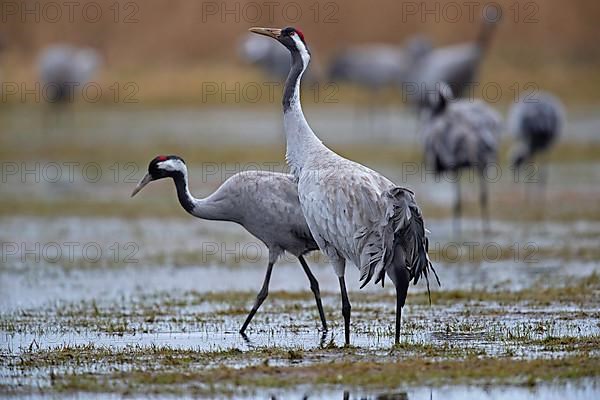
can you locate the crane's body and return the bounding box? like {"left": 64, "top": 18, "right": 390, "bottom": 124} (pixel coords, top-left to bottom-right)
{"left": 132, "top": 158, "right": 326, "bottom": 334}
{"left": 408, "top": 17, "right": 498, "bottom": 109}
{"left": 39, "top": 44, "right": 101, "bottom": 103}
{"left": 250, "top": 26, "right": 437, "bottom": 345}
{"left": 328, "top": 36, "right": 431, "bottom": 91}
{"left": 420, "top": 84, "right": 502, "bottom": 233}
{"left": 509, "top": 92, "right": 564, "bottom": 167}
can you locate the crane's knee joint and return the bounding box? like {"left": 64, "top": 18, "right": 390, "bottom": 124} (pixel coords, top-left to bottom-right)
{"left": 310, "top": 282, "right": 320, "bottom": 295}
{"left": 342, "top": 303, "right": 351, "bottom": 316}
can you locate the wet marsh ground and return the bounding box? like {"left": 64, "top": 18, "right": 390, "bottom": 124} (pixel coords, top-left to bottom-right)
{"left": 1, "top": 105, "right": 599, "bottom": 398}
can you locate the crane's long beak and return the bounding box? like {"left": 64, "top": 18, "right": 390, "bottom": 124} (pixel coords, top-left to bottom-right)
{"left": 131, "top": 173, "right": 153, "bottom": 197}
{"left": 248, "top": 27, "right": 282, "bottom": 39}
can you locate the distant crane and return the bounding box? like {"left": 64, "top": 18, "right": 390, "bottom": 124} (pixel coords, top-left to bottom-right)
{"left": 328, "top": 35, "right": 432, "bottom": 127}
{"left": 131, "top": 155, "right": 327, "bottom": 334}
{"left": 239, "top": 33, "right": 320, "bottom": 82}
{"left": 407, "top": 15, "right": 500, "bottom": 109}
{"left": 420, "top": 83, "right": 502, "bottom": 234}
{"left": 509, "top": 91, "right": 565, "bottom": 194}
{"left": 249, "top": 26, "right": 438, "bottom": 345}
{"left": 328, "top": 35, "right": 432, "bottom": 92}
{"left": 38, "top": 44, "right": 101, "bottom": 104}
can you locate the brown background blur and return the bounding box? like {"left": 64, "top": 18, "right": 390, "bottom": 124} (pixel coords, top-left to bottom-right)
{"left": 2, "top": 0, "right": 599, "bottom": 104}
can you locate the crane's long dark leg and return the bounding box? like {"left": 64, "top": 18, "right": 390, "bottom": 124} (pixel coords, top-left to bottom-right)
{"left": 298, "top": 255, "right": 327, "bottom": 331}
{"left": 453, "top": 173, "right": 462, "bottom": 236}
{"left": 539, "top": 162, "right": 549, "bottom": 208}
{"left": 479, "top": 167, "right": 490, "bottom": 235}
{"left": 339, "top": 276, "right": 351, "bottom": 345}
{"left": 240, "top": 261, "right": 274, "bottom": 334}
{"left": 389, "top": 266, "right": 410, "bottom": 345}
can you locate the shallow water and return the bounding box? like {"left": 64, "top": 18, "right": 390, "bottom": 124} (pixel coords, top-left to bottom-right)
{"left": 1, "top": 105, "right": 599, "bottom": 397}
{"left": 2, "top": 106, "right": 600, "bottom": 146}
{"left": 1, "top": 380, "right": 599, "bottom": 399}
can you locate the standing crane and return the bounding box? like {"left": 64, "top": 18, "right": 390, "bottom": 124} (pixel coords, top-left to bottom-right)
{"left": 131, "top": 155, "right": 327, "bottom": 334}
{"left": 249, "top": 26, "right": 438, "bottom": 345}
{"left": 327, "top": 35, "right": 432, "bottom": 130}
{"left": 328, "top": 35, "right": 432, "bottom": 92}
{"left": 509, "top": 91, "right": 565, "bottom": 197}
{"left": 420, "top": 83, "right": 502, "bottom": 234}
{"left": 407, "top": 15, "right": 500, "bottom": 109}
{"left": 39, "top": 44, "right": 101, "bottom": 104}
{"left": 238, "top": 33, "right": 320, "bottom": 83}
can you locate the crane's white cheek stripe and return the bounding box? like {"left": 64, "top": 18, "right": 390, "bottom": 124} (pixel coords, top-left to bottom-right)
{"left": 291, "top": 34, "right": 310, "bottom": 71}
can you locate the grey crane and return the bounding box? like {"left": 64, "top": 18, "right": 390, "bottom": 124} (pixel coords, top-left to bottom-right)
{"left": 420, "top": 83, "right": 502, "bottom": 234}
{"left": 239, "top": 33, "right": 292, "bottom": 81}
{"left": 328, "top": 35, "right": 432, "bottom": 92}
{"left": 38, "top": 44, "right": 101, "bottom": 104}
{"left": 131, "top": 155, "right": 327, "bottom": 334}
{"left": 239, "top": 33, "right": 320, "bottom": 82}
{"left": 407, "top": 15, "right": 499, "bottom": 109}
{"left": 509, "top": 91, "right": 565, "bottom": 186}
{"left": 249, "top": 26, "right": 438, "bottom": 345}
{"left": 328, "top": 35, "right": 432, "bottom": 127}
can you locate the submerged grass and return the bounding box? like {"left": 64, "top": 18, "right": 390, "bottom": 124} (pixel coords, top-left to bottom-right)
{"left": 3, "top": 274, "right": 599, "bottom": 396}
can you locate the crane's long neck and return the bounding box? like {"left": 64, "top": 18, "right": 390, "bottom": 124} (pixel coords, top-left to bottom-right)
{"left": 477, "top": 19, "right": 497, "bottom": 52}
{"left": 282, "top": 38, "right": 325, "bottom": 177}
{"left": 172, "top": 171, "right": 229, "bottom": 221}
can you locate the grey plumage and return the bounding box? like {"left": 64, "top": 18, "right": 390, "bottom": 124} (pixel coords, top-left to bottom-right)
{"left": 38, "top": 44, "right": 101, "bottom": 103}
{"left": 131, "top": 156, "right": 326, "bottom": 334}
{"left": 408, "top": 16, "right": 499, "bottom": 108}
{"left": 420, "top": 83, "right": 502, "bottom": 233}
{"left": 239, "top": 33, "right": 319, "bottom": 82}
{"left": 239, "top": 33, "right": 292, "bottom": 81}
{"left": 328, "top": 35, "right": 432, "bottom": 91}
{"left": 509, "top": 91, "right": 565, "bottom": 167}
{"left": 249, "top": 26, "right": 437, "bottom": 345}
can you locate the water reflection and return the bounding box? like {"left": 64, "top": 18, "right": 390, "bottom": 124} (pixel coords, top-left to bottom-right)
{"left": 264, "top": 381, "right": 598, "bottom": 399}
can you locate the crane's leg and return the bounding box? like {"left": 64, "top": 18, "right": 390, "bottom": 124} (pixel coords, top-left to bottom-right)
{"left": 240, "top": 261, "right": 275, "bottom": 334}
{"left": 298, "top": 255, "right": 327, "bottom": 331}
{"left": 539, "top": 162, "right": 549, "bottom": 208}
{"left": 479, "top": 167, "right": 490, "bottom": 235}
{"left": 393, "top": 268, "right": 410, "bottom": 345}
{"left": 339, "top": 275, "right": 351, "bottom": 346}
{"left": 453, "top": 173, "right": 462, "bottom": 237}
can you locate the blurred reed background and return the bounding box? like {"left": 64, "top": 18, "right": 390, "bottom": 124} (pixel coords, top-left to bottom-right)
{"left": 1, "top": 0, "right": 599, "bottom": 105}
{"left": 0, "top": 0, "right": 599, "bottom": 221}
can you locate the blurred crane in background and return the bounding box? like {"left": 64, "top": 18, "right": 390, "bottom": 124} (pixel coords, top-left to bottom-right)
{"left": 420, "top": 83, "right": 502, "bottom": 234}
{"left": 238, "top": 33, "right": 321, "bottom": 82}
{"left": 39, "top": 44, "right": 102, "bottom": 104}
{"left": 407, "top": 15, "right": 500, "bottom": 110}
{"left": 509, "top": 91, "right": 565, "bottom": 198}
{"left": 328, "top": 35, "right": 432, "bottom": 93}
{"left": 328, "top": 35, "right": 432, "bottom": 129}
{"left": 239, "top": 33, "right": 291, "bottom": 81}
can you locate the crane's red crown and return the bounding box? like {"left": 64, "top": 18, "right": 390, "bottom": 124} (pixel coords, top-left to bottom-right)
{"left": 294, "top": 28, "right": 305, "bottom": 43}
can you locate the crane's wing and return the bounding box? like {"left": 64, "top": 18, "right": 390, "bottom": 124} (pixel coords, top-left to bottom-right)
{"left": 299, "top": 161, "right": 437, "bottom": 289}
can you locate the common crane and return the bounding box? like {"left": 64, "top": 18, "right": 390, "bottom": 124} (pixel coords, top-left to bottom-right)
{"left": 249, "top": 26, "right": 438, "bottom": 345}
{"left": 131, "top": 155, "right": 327, "bottom": 334}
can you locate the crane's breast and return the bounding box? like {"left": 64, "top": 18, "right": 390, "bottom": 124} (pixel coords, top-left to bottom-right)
{"left": 297, "top": 167, "right": 387, "bottom": 267}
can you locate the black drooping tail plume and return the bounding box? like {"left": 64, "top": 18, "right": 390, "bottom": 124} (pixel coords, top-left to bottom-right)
{"left": 371, "top": 187, "right": 441, "bottom": 303}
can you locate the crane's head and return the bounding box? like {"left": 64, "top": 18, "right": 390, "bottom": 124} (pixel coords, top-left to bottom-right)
{"left": 425, "top": 82, "right": 454, "bottom": 116}
{"left": 248, "top": 26, "right": 310, "bottom": 57}
{"left": 131, "top": 155, "right": 187, "bottom": 197}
